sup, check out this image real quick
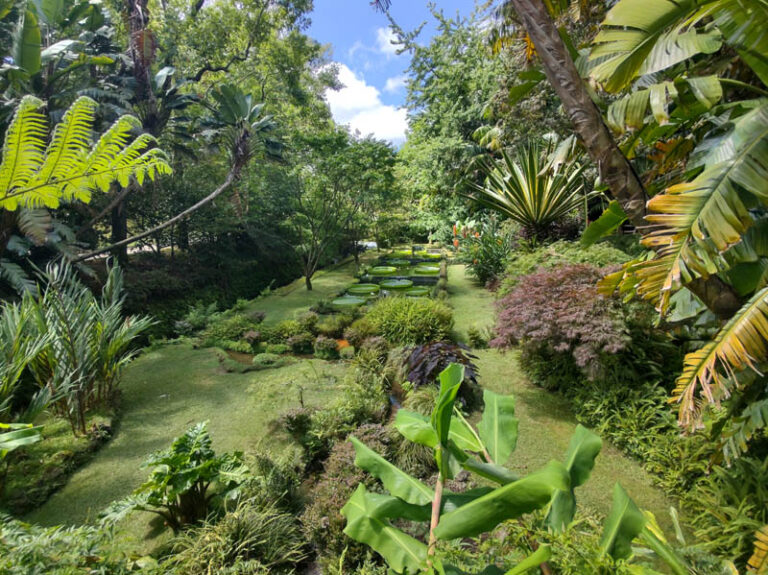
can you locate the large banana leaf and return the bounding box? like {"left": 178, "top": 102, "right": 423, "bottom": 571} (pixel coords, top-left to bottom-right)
{"left": 350, "top": 437, "right": 434, "bottom": 506}
{"left": 706, "top": 0, "right": 768, "bottom": 87}
{"left": 341, "top": 484, "right": 429, "bottom": 574}
{"left": 394, "top": 409, "right": 484, "bottom": 453}
{"left": 0, "top": 422, "right": 42, "bottom": 459}
{"left": 13, "top": 8, "right": 41, "bottom": 76}
{"left": 433, "top": 461, "right": 569, "bottom": 540}
{"left": 546, "top": 425, "right": 602, "bottom": 531}
{"left": 590, "top": 0, "right": 720, "bottom": 92}
{"left": 672, "top": 286, "right": 768, "bottom": 428}
{"left": 581, "top": 201, "right": 627, "bottom": 247}
{"left": 600, "top": 483, "right": 647, "bottom": 560}
{"left": 477, "top": 389, "right": 518, "bottom": 465}
{"left": 505, "top": 545, "right": 552, "bottom": 575}
{"left": 432, "top": 364, "right": 464, "bottom": 477}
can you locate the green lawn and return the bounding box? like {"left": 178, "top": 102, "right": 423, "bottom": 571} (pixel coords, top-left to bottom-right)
{"left": 447, "top": 264, "right": 496, "bottom": 343}
{"left": 25, "top": 344, "right": 348, "bottom": 551}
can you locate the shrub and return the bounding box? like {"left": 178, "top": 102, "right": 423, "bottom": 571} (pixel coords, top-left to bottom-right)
{"left": 265, "top": 343, "right": 291, "bottom": 355}
{"left": 102, "top": 422, "right": 248, "bottom": 532}
{"left": 366, "top": 297, "right": 453, "bottom": 345}
{"left": 498, "top": 240, "right": 631, "bottom": 295}
{"left": 297, "top": 312, "right": 319, "bottom": 333}
{"left": 286, "top": 332, "right": 315, "bottom": 354}
{"left": 360, "top": 336, "right": 389, "bottom": 361}
{"left": 168, "top": 500, "right": 307, "bottom": 575}
{"left": 492, "top": 265, "right": 631, "bottom": 387}
{"left": 340, "top": 346, "right": 356, "bottom": 360}
{"left": 176, "top": 301, "right": 219, "bottom": 335}
{"left": 314, "top": 336, "right": 339, "bottom": 360}
{"left": 405, "top": 342, "right": 481, "bottom": 408}
{"left": 316, "top": 314, "right": 354, "bottom": 338}
{"left": 201, "top": 314, "right": 260, "bottom": 343}
{"left": 273, "top": 320, "right": 303, "bottom": 341}
{"left": 458, "top": 218, "right": 516, "bottom": 285}
{"left": 217, "top": 339, "right": 254, "bottom": 354}
{"left": 252, "top": 353, "right": 287, "bottom": 369}
{"left": 344, "top": 317, "right": 379, "bottom": 349}
{"left": 467, "top": 325, "right": 490, "bottom": 349}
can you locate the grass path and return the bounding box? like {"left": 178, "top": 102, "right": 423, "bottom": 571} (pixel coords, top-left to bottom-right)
{"left": 449, "top": 265, "right": 676, "bottom": 532}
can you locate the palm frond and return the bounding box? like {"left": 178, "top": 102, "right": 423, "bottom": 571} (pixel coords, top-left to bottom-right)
{"left": 672, "top": 287, "right": 768, "bottom": 428}
{"left": 749, "top": 525, "right": 768, "bottom": 574}
{"left": 590, "top": 0, "right": 721, "bottom": 92}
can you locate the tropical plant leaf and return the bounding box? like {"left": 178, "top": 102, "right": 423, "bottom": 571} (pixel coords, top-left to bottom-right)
{"left": 13, "top": 8, "right": 41, "bottom": 76}
{"left": 0, "top": 422, "right": 42, "bottom": 459}
{"left": 748, "top": 525, "right": 768, "bottom": 574}
{"left": 432, "top": 364, "right": 464, "bottom": 477}
{"left": 394, "top": 408, "right": 485, "bottom": 453}
{"left": 350, "top": 436, "right": 434, "bottom": 506}
{"left": 600, "top": 483, "right": 647, "bottom": 560}
{"left": 461, "top": 457, "right": 519, "bottom": 485}
{"left": 672, "top": 287, "right": 768, "bottom": 428}
{"left": 546, "top": 425, "right": 602, "bottom": 532}
{"left": 582, "top": 201, "right": 627, "bottom": 246}
{"left": 433, "top": 460, "right": 569, "bottom": 540}
{"left": 0, "top": 259, "right": 35, "bottom": 293}
{"left": 589, "top": 0, "right": 721, "bottom": 92}
{"left": 341, "top": 484, "right": 429, "bottom": 574}
{"left": 477, "top": 389, "right": 518, "bottom": 465}
{"left": 638, "top": 512, "right": 688, "bottom": 575}
{"left": 505, "top": 545, "right": 552, "bottom": 575}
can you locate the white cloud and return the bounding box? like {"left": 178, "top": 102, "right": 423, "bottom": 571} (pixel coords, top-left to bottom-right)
{"left": 376, "top": 27, "right": 401, "bottom": 58}
{"left": 384, "top": 74, "right": 407, "bottom": 93}
{"left": 324, "top": 64, "right": 408, "bottom": 144}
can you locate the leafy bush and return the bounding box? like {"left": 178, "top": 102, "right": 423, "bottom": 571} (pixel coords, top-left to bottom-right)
{"left": 458, "top": 218, "right": 516, "bottom": 285}
{"left": 176, "top": 301, "right": 219, "bottom": 335}
{"left": 344, "top": 317, "right": 379, "bottom": 349}
{"left": 365, "top": 297, "right": 453, "bottom": 345}
{"left": 201, "top": 314, "right": 261, "bottom": 344}
{"left": 340, "top": 346, "right": 356, "bottom": 360}
{"left": 359, "top": 336, "right": 389, "bottom": 362}
{"left": 217, "top": 339, "right": 254, "bottom": 354}
{"left": 102, "top": 422, "right": 248, "bottom": 532}
{"left": 316, "top": 314, "right": 355, "bottom": 338}
{"left": 498, "top": 240, "right": 631, "bottom": 295}
{"left": 167, "top": 500, "right": 307, "bottom": 575}
{"left": 273, "top": 320, "right": 303, "bottom": 341}
{"left": 287, "top": 332, "right": 315, "bottom": 354}
{"left": 0, "top": 514, "right": 132, "bottom": 575}
{"left": 467, "top": 325, "right": 491, "bottom": 349}
{"left": 265, "top": 343, "right": 291, "bottom": 355}
{"left": 405, "top": 342, "right": 481, "bottom": 407}
{"left": 297, "top": 312, "right": 319, "bottom": 333}
{"left": 492, "top": 265, "right": 632, "bottom": 388}
{"left": 314, "top": 336, "right": 339, "bottom": 360}
{"left": 252, "top": 353, "right": 288, "bottom": 369}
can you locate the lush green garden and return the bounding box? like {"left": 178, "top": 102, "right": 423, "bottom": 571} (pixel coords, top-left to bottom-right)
{"left": 1, "top": 0, "right": 768, "bottom": 573}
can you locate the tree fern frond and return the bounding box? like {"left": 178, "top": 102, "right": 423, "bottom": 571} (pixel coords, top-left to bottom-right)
{"left": 16, "top": 209, "right": 52, "bottom": 245}
{"left": 672, "top": 287, "right": 768, "bottom": 428}
{"left": 0, "top": 259, "right": 35, "bottom": 294}
{"left": 0, "top": 96, "right": 48, "bottom": 209}
{"left": 36, "top": 97, "right": 97, "bottom": 188}
{"left": 749, "top": 525, "right": 768, "bottom": 574}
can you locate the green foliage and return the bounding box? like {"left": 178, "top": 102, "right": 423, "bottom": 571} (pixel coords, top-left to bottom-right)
{"left": 0, "top": 96, "right": 170, "bottom": 211}
{"left": 286, "top": 332, "right": 315, "bottom": 354}
{"left": 201, "top": 314, "right": 261, "bottom": 345}
{"left": 458, "top": 218, "right": 516, "bottom": 285}
{"left": 498, "top": 240, "right": 631, "bottom": 295}
{"left": 166, "top": 500, "right": 307, "bottom": 575}
{"left": 251, "top": 353, "right": 288, "bottom": 369}
{"left": 314, "top": 335, "right": 339, "bottom": 360}
{"left": 366, "top": 297, "right": 453, "bottom": 345}
{"left": 316, "top": 314, "right": 355, "bottom": 339}
{"left": 344, "top": 317, "right": 379, "bottom": 349}
{"left": 102, "top": 422, "right": 248, "bottom": 532}
{"left": 0, "top": 514, "right": 132, "bottom": 575}
{"left": 265, "top": 343, "right": 291, "bottom": 355}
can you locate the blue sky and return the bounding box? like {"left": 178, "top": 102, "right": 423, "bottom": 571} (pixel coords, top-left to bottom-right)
{"left": 308, "top": 0, "right": 473, "bottom": 145}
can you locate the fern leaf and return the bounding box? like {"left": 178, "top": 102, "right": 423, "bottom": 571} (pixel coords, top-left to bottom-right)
{"left": 721, "top": 397, "right": 768, "bottom": 462}
{"left": 749, "top": 525, "right": 768, "bottom": 574}
{"left": 671, "top": 287, "right": 768, "bottom": 428}
{"left": 16, "top": 209, "right": 52, "bottom": 245}
{"left": 0, "top": 260, "right": 35, "bottom": 294}
{"left": 0, "top": 96, "right": 48, "bottom": 209}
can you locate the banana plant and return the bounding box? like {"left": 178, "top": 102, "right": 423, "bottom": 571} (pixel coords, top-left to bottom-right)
{"left": 341, "top": 364, "right": 693, "bottom": 574}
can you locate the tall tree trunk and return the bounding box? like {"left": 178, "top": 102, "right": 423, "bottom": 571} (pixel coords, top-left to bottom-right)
{"left": 508, "top": 0, "right": 743, "bottom": 319}
{"left": 305, "top": 274, "right": 313, "bottom": 291}
{"left": 110, "top": 196, "right": 128, "bottom": 265}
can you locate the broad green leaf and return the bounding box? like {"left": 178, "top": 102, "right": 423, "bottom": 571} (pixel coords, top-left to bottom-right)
{"left": 708, "top": 0, "right": 768, "bottom": 87}
{"left": 442, "top": 486, "right": 495, "bottom": 513}
{"left": 450, "top": 410, "right": 485, "bottom": 453}
{"left": 13, "top": 8, "right": 41, "bottom": 76}
{"left": 461, "top": 457, "right": 519, "bottom": 485}
{"left": 350, "top": 436, "right": 434, "bottom": 506}
{"left": 546, "top": 425, "right": 602, "bottom": 532}
{"left": 477, "top": 390, "right": 518, "bottom": 464}
{"left": 0, "top": 423, "right": 42, "bottom": 458}
{"left": 600, "top": 483, "right": 647, "bottom": 560}
{"left": 582, "top": 201, "right": 627, "bottom": 247}
{"left": 638, "top": 512, "right": 688, "bottom": 575}
{"left": 434, "top": 461, "right": 569, "bottom": 540}
{"left": 432, "top": 364, "right": 464, "bottom": 446}
{"left": 394, "top": 408, "right": 484, "bottom": 452}
{"left": 341, "top": 485, "right": 428, "bottom": 574}
{"left": 505, "top": 545, "right": 552, "bottom": 575}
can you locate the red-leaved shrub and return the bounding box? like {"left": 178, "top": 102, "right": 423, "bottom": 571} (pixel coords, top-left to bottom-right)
{"left": 491, "top": 264, "right": 630, "bottom": 385}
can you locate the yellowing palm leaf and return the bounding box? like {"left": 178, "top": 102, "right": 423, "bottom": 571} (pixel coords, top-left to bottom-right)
{"left": 748, "top": 525, "right": 768, "bottom": 574}
{"left": 0, "top": 96, "right": 171, "bottom": 211}
{"left": 672, "top": 287, "right": 768, "bottom": 428}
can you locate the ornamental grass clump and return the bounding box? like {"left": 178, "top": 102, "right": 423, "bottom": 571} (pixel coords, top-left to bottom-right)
{"left": 366, "top": 297, "right": 453, "bottom": 345}
{"left": 492, "top": 264, "right": 630, "bottom": 388}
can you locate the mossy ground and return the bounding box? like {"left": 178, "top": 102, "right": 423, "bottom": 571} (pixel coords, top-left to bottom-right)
{"left": 21, "top": 256, "right": 676, "bottom": 554}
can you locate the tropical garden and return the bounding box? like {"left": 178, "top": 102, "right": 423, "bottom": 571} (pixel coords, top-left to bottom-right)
{"left": 0, "top": 0, "right": 766, "bottom": 573}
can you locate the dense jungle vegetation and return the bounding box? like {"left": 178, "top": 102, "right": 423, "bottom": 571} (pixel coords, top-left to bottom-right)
{"left": 1, "top": 0, "right": 767, "bottom": 573}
